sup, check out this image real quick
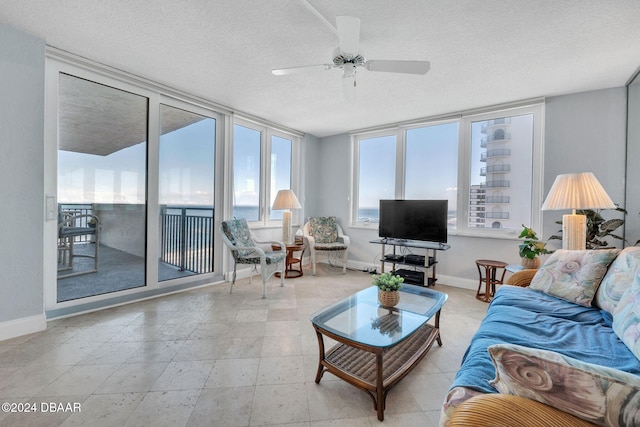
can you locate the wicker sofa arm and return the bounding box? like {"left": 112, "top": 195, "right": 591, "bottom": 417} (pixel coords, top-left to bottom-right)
{"left": 448, "top": 394, "right": 596, "bottom": 427}
{"left": 505, "top": 269, "right": 537, "bottom": 287}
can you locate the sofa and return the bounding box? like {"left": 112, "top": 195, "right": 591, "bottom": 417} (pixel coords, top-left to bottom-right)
{"left": 441, "top": 246, "right": 640, "bottom": 427}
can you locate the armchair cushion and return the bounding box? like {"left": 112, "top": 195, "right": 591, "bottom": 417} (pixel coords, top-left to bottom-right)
{"left": 236, "top": 252, "right": 285, "bottom": 265}
{"left": 489, "top": 343, "right": 640, "bottom": 427}
{"left": 529, "top": 249, "right": 619, "bottom": 307}
{"left": 313, "top": 242, "right": 348, "bottom": 251}
{"left": 221, "top": 218, "right": 256, "bottom": 257}
{"left": 309, "top": 216, "right": 338, "bottom": 244}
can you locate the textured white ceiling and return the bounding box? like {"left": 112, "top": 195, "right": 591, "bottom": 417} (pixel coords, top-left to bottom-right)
{"left": 2, "top": 0, "right": 640, "bottom": 137}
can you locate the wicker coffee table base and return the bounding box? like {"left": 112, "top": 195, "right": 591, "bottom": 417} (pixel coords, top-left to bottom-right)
{"left": 313, "top": 311, "right": 442, "bottom": 421}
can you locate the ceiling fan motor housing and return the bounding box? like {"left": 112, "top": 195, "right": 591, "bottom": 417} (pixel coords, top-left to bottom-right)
{"left": 333, "top": 54, "right": 365, "bottom": 68}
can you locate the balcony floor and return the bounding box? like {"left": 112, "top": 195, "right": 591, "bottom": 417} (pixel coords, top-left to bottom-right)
{"left": 57, "top": 243, "right": 197, "bottom": 302}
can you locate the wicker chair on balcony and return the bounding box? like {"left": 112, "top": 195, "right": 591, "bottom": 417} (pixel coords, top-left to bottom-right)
{"left": 57, "top": 207, "right": 100, "bottom": 278}
{"left": 303, "top": 216, "right": 350, "bottom": 275}
{"left": 221, "top": 218, "right": 286, "bottom": 298}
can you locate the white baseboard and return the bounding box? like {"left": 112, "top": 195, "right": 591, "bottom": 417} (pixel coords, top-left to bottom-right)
{"left": 0, "top": 314, "right": 47, "bottom": 342}
{"left": 227, "top": 261, "right": 479, "bottom": 291}
{"left": 436, "top": 275, "right": 477, "bottom": 291}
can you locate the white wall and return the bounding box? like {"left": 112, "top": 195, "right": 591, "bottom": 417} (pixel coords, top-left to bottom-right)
{"left": 301, "top": 133, "right": 321, "bottom": 222}
{"left": 0, "top": 23, "right": 47, "bottom": 338}
{"left": 313, "top": 87, "right": 628, "bottom": 290}
{"left": 626, "top": 73, "right": 640, "bottom": 245}
{"left": 543, "top": 88, "right": 627, "bottom": 245}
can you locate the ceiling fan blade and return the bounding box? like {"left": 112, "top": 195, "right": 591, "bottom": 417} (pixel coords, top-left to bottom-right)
{"left": 272, "top": 64, "right": 333, "bottom": 76}
{"left": 336, "top": 16, "right": 360, "bottom": 55}
{"left": 365, "top": 60, "right": 431, "bottom": 75}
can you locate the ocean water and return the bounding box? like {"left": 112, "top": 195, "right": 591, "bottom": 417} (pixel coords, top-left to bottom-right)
{"left": 358, "top": 208, "right": 380, "bottom": 222}
{"left": 359, "top": 207, "right": 457, "bottom": 226}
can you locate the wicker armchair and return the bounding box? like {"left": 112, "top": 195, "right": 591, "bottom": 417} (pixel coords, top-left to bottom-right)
{"left": 303, "top": 216, "right": 350, "bottom": 275}
{"left": 504, "top": 268, "right": 538, "bottom": 287}
{"left": 221, "top": 218, "right": 286, "bottom": 298}
{"left": 447, "top": 394, "right": 596, "bottom": 427}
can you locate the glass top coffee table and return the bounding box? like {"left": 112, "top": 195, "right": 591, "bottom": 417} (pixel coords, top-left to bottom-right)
{"left": 310, "top": 284, "right": 448, "bottom": 421}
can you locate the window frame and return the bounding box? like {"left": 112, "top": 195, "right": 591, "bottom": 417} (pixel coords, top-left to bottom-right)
{"left": 458, "top": 104, "right": 544, "bottom": 238}
{"left": 350, "top": 103, "right": 545, "bottom": 239}
{"left": 232, "top": 117, "right": 300, "bottom": 228}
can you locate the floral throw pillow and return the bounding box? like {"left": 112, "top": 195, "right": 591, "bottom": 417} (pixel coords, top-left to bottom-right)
{"left": 488, "top": 343, "right": 640, "bottom": 427}
{"left": 529, "top": 249, "right": 619, "bottom": 307}
{"left": 595, "top": 246, "right": 640, "bottom": 313}
{"left": 309, "top": 216, "right": 338, "bottom": 244}
{"left": 613, "top": 267, "right": 640, "bottom": 361}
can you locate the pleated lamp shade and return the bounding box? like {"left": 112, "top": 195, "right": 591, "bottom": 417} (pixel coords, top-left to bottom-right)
{"left": 272, "top": 189, "right": 302, "bottom": 210}
{"left": 541, "top": 172, "right": 615, "bottom": 211}
{"left": 541, "top": 172, "right": 615, "bottom": 250}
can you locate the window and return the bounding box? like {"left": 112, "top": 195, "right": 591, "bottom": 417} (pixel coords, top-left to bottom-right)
{"left": 352, "top": 122, "right": 458, "bottom": 224}
{"left": 467, "top": 111, "right": 536, "bottom": 231}
{"left": 232, "top": 124, "right": 261, "bottom": 221}
{"left": 354, "top": 133, "right": 396, "bottom": 222}
{"left": 269, "top": 135, "right": 293, "bottom": 220}
{"left": 351, "top": 103, "right": 543, "bottom": 237}
{"left": 405, "top": 122, "right": 459, "bottom": 227}
{"left": 232, "top": 120, "right": 297, "bottom": 224}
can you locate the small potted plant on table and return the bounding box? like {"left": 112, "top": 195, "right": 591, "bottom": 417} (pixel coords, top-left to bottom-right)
{"left": 518, "top": 225, "right": 551, "bottom": 269}
{"left": 373, "top": 272, "right": 404, "bottom": 307}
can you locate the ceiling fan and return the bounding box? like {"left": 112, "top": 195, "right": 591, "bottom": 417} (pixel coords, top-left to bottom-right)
{"left": 271, "top": 15, "right": 430, "bottom": 100}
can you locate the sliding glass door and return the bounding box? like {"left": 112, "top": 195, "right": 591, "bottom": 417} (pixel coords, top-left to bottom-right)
{"left": 57, "top": 73, "right": 148, "bottom": 302}
{"left": 158, "top": 105, "right": 216, "bottom": 281}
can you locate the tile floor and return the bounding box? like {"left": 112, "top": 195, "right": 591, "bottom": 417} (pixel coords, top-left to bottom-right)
{"left": 0, "top": 264, "right": 489, "bottom": 426}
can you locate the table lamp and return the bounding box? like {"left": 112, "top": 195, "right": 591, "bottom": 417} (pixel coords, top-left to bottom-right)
{"left": 272, "top": 189, "right": 301, "bottom": 245}
{"left": 541, "top": 172, "right": 615, "bottom": 250}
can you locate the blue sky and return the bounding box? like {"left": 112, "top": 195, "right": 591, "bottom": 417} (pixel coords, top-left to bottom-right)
{"left": 358, "top": 122, "right": 460, "bottom": 211}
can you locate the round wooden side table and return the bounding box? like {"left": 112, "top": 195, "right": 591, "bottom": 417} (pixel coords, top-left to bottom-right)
{"left": 272, "top": 243, "right": 305, "bottom": 278}
{"left": 475, "top": 259, "right": 508, "bottom": 303}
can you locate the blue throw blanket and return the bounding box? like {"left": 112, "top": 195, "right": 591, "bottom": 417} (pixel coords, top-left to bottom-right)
{"left": 450, "top": 285, "right": 640, "bottom": 394}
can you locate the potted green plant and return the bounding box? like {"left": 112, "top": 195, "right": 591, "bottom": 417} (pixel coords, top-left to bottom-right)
{"left": 373, "top": 272, "right": 404, "bottom": 307}
{"left": 518, "top": 225, "right": 551, "bottom": 269}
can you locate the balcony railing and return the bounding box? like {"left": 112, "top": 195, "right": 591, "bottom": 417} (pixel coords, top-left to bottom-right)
{"left": 485, "top": 212, "right": 509, "bottom": 219}
{"left": 480, "top": 148, "right": 511, "bottom": 161}
{"left": 59, "top": 204, "right": 214, "bottom": 276}
{"left": 160, "top": 206, "right": 214, "bottom": 274}
{"left": 480, "top": 118, "right": 512, "bottom": 133}
{"left": 485, "top": 196, "right": 510, "bottom": 203}
{"left": 481, "top": 133, "right": 512, "bottom": 146}
{"left": 484, "top": 180, "right": 511, "bottom": 188}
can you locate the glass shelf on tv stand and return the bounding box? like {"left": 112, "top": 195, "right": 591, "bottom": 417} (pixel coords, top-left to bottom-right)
{"left": 370, "top": 239, "right": 451, "bottom": 287}
{"left": 371, "top": 238, "right": 450, "bottom": 251}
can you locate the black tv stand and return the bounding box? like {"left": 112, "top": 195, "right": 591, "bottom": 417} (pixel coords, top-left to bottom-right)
{"left": 370, "top": 239, "right": 451, "bottom": 287}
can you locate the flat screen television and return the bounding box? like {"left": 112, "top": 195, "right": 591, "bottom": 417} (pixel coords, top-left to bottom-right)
{"left": 378, "top": 199, "right": 448, "bottom": 243}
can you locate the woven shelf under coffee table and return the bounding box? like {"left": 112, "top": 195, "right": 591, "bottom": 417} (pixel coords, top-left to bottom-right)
{"left": 310, "top": 285, "right": 447, "bottom": 421}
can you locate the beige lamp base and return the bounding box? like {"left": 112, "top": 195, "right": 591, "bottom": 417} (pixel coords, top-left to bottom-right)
{"left": 282, "top": 210, "right": 293, "bottom": 245}
{"left": 562, "top": 213, "right": 586, "bottom": 250}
